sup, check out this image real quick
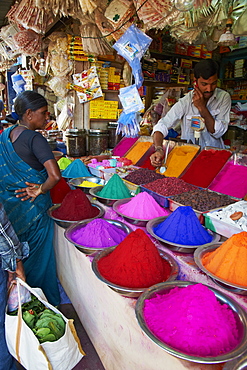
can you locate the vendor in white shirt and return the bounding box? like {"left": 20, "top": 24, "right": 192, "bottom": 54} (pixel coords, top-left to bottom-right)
{"left": 150, "top": 59, "right": 231, "bottom": 168}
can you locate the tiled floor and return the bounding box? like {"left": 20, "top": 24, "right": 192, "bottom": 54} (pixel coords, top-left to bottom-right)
{"left": 15, "top": 303, "right": 105, "bottom": 370}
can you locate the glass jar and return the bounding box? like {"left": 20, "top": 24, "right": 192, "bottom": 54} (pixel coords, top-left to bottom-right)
{"left": 107, "top": 122, "right": 121, "bottom": 149}
{"left": 65, "top": 129, "right": 86, "bottom": 157}
{"left": 88, "top": 129, "right": 109, "bottom": 156}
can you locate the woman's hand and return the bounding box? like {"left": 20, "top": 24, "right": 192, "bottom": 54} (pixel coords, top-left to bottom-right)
{"left": 15, "top": 182, "right": 44, "bottom": 202}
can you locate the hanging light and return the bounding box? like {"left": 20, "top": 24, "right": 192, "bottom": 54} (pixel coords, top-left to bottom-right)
{"left": 174, "top": 0, "right": 195, "bottom": 12}
{"left": 218, "top": 17, "right": 237, "bottom": 46}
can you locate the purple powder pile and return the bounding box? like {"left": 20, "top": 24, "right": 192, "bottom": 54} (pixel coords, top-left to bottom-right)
{"left": 123, "top": 168, "right": 164, "bottom": 185}
{"left": 143, "top": 283, "right": 240, "bottom": 357}
{"left": 153, "top": 206, "right": 213, "bottom": 245}
{"left": 71, "top": 218, "right": 128, "bottom": 249}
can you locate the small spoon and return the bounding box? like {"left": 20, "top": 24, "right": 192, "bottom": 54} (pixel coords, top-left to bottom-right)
{"left": 159, "top": 142, "right": 169, "bottom": 174}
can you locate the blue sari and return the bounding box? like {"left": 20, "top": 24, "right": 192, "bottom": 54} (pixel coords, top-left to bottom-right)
{"left": 0, "top": 126, "right": 60, "bottom": 305}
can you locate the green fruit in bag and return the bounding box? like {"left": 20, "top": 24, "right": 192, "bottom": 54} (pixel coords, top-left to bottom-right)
{"left": 23, "top": 310, "right": 36, "bottom": 329}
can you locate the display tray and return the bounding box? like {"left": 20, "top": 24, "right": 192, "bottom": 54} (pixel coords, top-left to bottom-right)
{"left": 139, "top": 186, "right": 170, "bottom": 208}
{"left": 179, "top": 146, "right": 233, "bottom": 187}
{"left": 123, "top": 136, "right": 153, "bottom": 166}
{"left": 122, "top": 179, "right": 140, "bottom": 193}
{"left": 204, "top": 212, "right": 244, "bottom": 238}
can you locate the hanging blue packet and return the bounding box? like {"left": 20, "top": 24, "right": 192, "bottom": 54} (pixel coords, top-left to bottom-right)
{"left": 118, "top": 84, "right": 144, "bottom": 114}
{"left": 117, "top": 111, "right": 140, "bottom": 138}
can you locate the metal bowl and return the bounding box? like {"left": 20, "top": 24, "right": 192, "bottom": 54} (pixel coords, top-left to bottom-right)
{"left": 194, "top": 244, "right": 247, "bottom": 295}
{"left": 64, "top": 219, "right": 132, "bottom": 255}
{"left": 52, "top": 151, "right": 64, "bottom": 161}
{"left": 113, "top": 198, "right": 153, "bottom": 227}
{"left": 92, "top": 247, "right": 179, "bottom": 298}
{"left": 47, "top": 203, "right": 105, "bottom": 229}
{"left": 146, "top": 216, "right": 220, "bottom": 253}
{"left": 89, "top": 186, "right": 132, "bottom": 207}
{"left": 135, "top": 281, "right": 247, "bottom": 364}
{"left": 223, "top": 351, "right": 247, "bottom": 370}
{"left": 68, "top": 177, "right": 106, "bottom": 195}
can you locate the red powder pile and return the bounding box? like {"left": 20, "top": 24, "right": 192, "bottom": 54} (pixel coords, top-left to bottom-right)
{"left": 181, "top": 149, "right": 231, "bottom": 188}
{"left": 97, "top": 229, "right": 171, "bottom": 288}
{"left": 50, "top": 177, "right": 71, "bottom": 204}
{"left": 52, "top": 189, "right": 99, "bottom": 221}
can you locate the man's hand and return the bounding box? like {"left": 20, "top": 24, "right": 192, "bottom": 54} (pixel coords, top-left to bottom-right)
{"left": 192, "top": 85, "right": 206, "bottom": 111}
{"left": 150, "top": 150, "right": 164, "bottom": 167}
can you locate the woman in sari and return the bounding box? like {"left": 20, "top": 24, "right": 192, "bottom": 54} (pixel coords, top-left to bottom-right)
{"left": 0, "top": 91, "right": 61, "bottom": 306}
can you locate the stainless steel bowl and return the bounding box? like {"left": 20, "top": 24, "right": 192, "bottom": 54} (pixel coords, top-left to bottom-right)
{"left": 146, "top": 216, "right": 220, "bottom": 253}
{"left": 68, "top": 177, "right": 106, "bottom": 195}
{"left": 47, "top": 203, "right": 105, "bottom": 229}
{"left": 113, "top": 198, "right": 153, "bottom": 227}
{"left": 223, "top": 351, "right": 247, "bottom": 370}
{"left": 194, "top": 244, "right": 247, "bottom": 295}
{"left": 89, "top": 186, "right": 132, "bottom": 207}
{"left": 135, "top": 281, "right": 247, "bottom": 364}
{"left": 92, "top": 247, "right": 179, "bottom": 298}
{"left": 64, "top": 219, "right": 132, "bottom": 255}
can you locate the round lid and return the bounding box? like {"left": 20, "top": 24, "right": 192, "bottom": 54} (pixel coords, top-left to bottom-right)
{"left": 65, "top": 128, "right": 86, "bottom": 136}
{"left": 107, "top": 122, "right": 118, "bottom": 128}
{"left": 88, "top": 129, "right": 109, "bottom": 135}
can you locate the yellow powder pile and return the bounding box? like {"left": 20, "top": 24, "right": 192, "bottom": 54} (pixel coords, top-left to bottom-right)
{"left": 79, "top": 181, "right": 101, "bottom": 188}
{"left": 202, "top": 231, "right": 247, "bottom": 286}
{"left": 164, "top": 145, "right": 199, "bottom": 177}
{"left": 125, "top": 142, "right": 153, "bottom": 165}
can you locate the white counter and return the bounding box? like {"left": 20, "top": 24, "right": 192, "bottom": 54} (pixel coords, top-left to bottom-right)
{"left": 54, "top": 223, "right": 237, "bottom": 370}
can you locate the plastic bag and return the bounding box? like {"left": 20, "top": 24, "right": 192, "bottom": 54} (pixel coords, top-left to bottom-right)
{"left": 117, "top": 111, "right": 140, "bottom": 137}
{"left": 118, "top": 84, "right": 144, "bottom": 114}
{"left": 7, "top": 283, "right": 31, "bottom": 313}
{"left": 113, "top": 24, "right": 152, "bottom": 88}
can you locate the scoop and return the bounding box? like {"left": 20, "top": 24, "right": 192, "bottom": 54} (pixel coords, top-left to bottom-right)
{"left": 159, "top": 142, "right": 169, "bottom": 174}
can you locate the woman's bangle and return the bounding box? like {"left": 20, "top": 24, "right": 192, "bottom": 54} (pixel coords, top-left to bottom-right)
{"left": 16, "top": 259, "right": 22, "bottom": 263}
{"left": 154, "top": 146, "right": 164, "bottom": 153}
{"left": 39, "top": 184, "right": 46, "bottom": 194}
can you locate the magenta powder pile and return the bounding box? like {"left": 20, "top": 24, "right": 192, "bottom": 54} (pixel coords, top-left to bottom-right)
{"left": 118, "top": 192, "right": 170, "bottom": 220}
{"left": 112, "top": 137, "right": 138, "bottom": 157}
{"left": 52, "top": 189, "right": 99, "bottom": 221}
{"left": 71, "top": 218, "right": 127, "bottom": 249}
{"left": 143, "top": 283, "right": 240, "bottom": 357}
{"left": 209, "top": 161, "right": 247, "bottom": 199}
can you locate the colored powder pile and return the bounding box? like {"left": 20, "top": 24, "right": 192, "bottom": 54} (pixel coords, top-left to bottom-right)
{"left": 97, "top": 228, "right": 171, "bottom": 288}
{"left": 71, "top": 218, "right": 128, "bottom": 249}
{"left": 50, "top": 177, "right": 71, "bottom": 204}
{"left": 202, "top": 231, "right": 247, "bottom": 286}
{"left": 164, "top": 145, "right": 199, "bottom": 177}
{"left": 124, "top": 168, "right": 164, "bottom": 185}
{"left": 181, "top": 149, "right": 232, "bottom": 188}
{"left": 52, "top": 189, "right": 99, "bottom": 221}
{"left": 139, "top": 155, "right": 156, "bottom": 171}
{"left": 112, "top": 137, "right": 138, "bottom": 157}
{"left": 209, "top": 162, "right": 247, "bottom": 199}
{"left": 154, "top": 206, "right": 213, "bottom": 245}
{"left": 79, "top": 180, "right": 101, "bottom": 188}
{"left": 97, "top": 174, "right": 131, "bottom": 199}
{"left": 62, "top": 159, "right": 91, "bottom": 178}
{"left": 118, "top": 192, "right": 169, "bottom": 219}
{"left": 142, "top": 177, "right": 196, "bottom": 197}
{"left": 125, "top": 142, "right": 153, "bottom": 165}
{"left": 143, "top": 283, "right": 240, "bottom": 357}
{"left": 57, "top": 157, "right": 72, "bottom": 170}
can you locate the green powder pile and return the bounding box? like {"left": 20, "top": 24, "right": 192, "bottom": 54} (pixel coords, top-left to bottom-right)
{"left": 58, "top": 157, "right": 72, "bottom": 170}
{"left": 97, "top": 174, "right": 132, "bottom": 199}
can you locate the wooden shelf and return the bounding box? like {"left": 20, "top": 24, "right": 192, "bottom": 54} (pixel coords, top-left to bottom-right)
{"left": 90, "top": 118, "right": 117, "bottom": 121}
{"left": 143, "top": 80, "right": 189, "bottom": 87}
{"left": 102, "top": 89, "right": 119, "bottom": 93}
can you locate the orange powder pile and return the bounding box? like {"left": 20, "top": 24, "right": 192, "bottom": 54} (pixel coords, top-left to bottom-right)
{"left": 125, "top": 142, "right": 153, "bottom": 165}
{"left": 202, "top": 231, "right": 247, "bottom": 286}
{"left": 164, "top": 145, "right": 199, "bottom": 177}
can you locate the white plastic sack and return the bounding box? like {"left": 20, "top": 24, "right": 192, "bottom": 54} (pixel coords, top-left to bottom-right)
{"left": 5, "top": 278, "right": 85, "bottom": 370}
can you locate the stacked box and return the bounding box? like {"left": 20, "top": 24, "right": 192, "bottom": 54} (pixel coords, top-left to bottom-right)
{"left": 90, "top": 99, "right": 118, "bottom": 119}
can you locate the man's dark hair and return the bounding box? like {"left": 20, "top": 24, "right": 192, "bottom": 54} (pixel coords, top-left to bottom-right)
{"left": 14, "top": 90, "right": 47, "bottom": 119}
{"left": 194, "top": 59, "right": 219, "bottom": 80}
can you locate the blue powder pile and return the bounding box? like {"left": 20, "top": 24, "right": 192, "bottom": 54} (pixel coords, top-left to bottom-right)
{"left": 153, "top": 206, "right": 213, "bottom": 246}
{"left": 62, "top": 159, "right": 91, "bottom": 178}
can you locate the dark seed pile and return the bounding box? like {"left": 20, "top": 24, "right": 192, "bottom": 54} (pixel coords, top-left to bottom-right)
{"left": 123, "top": 168, "right": 164, "bottom": 185}
{"left": 170, "top": 188, "right": 236, "bottom": 212}
{"left": 142, "top": 177, "right": 196, "bottom": 196}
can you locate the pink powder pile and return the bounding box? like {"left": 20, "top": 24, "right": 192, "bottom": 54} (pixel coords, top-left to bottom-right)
{"left": 71, "top": 218, "right": 128, "bottom": 249}
{"left": 118, "top": 192, "right": 170, "bottom": 220}
{"left": 209, "top": 162, "right": 247, "bottom": 199}
{"left": 143, "top": 283, "right": 240, "bottom": 357}
{"left": 112, "top": 137, "right": 138, "bottom": 157}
